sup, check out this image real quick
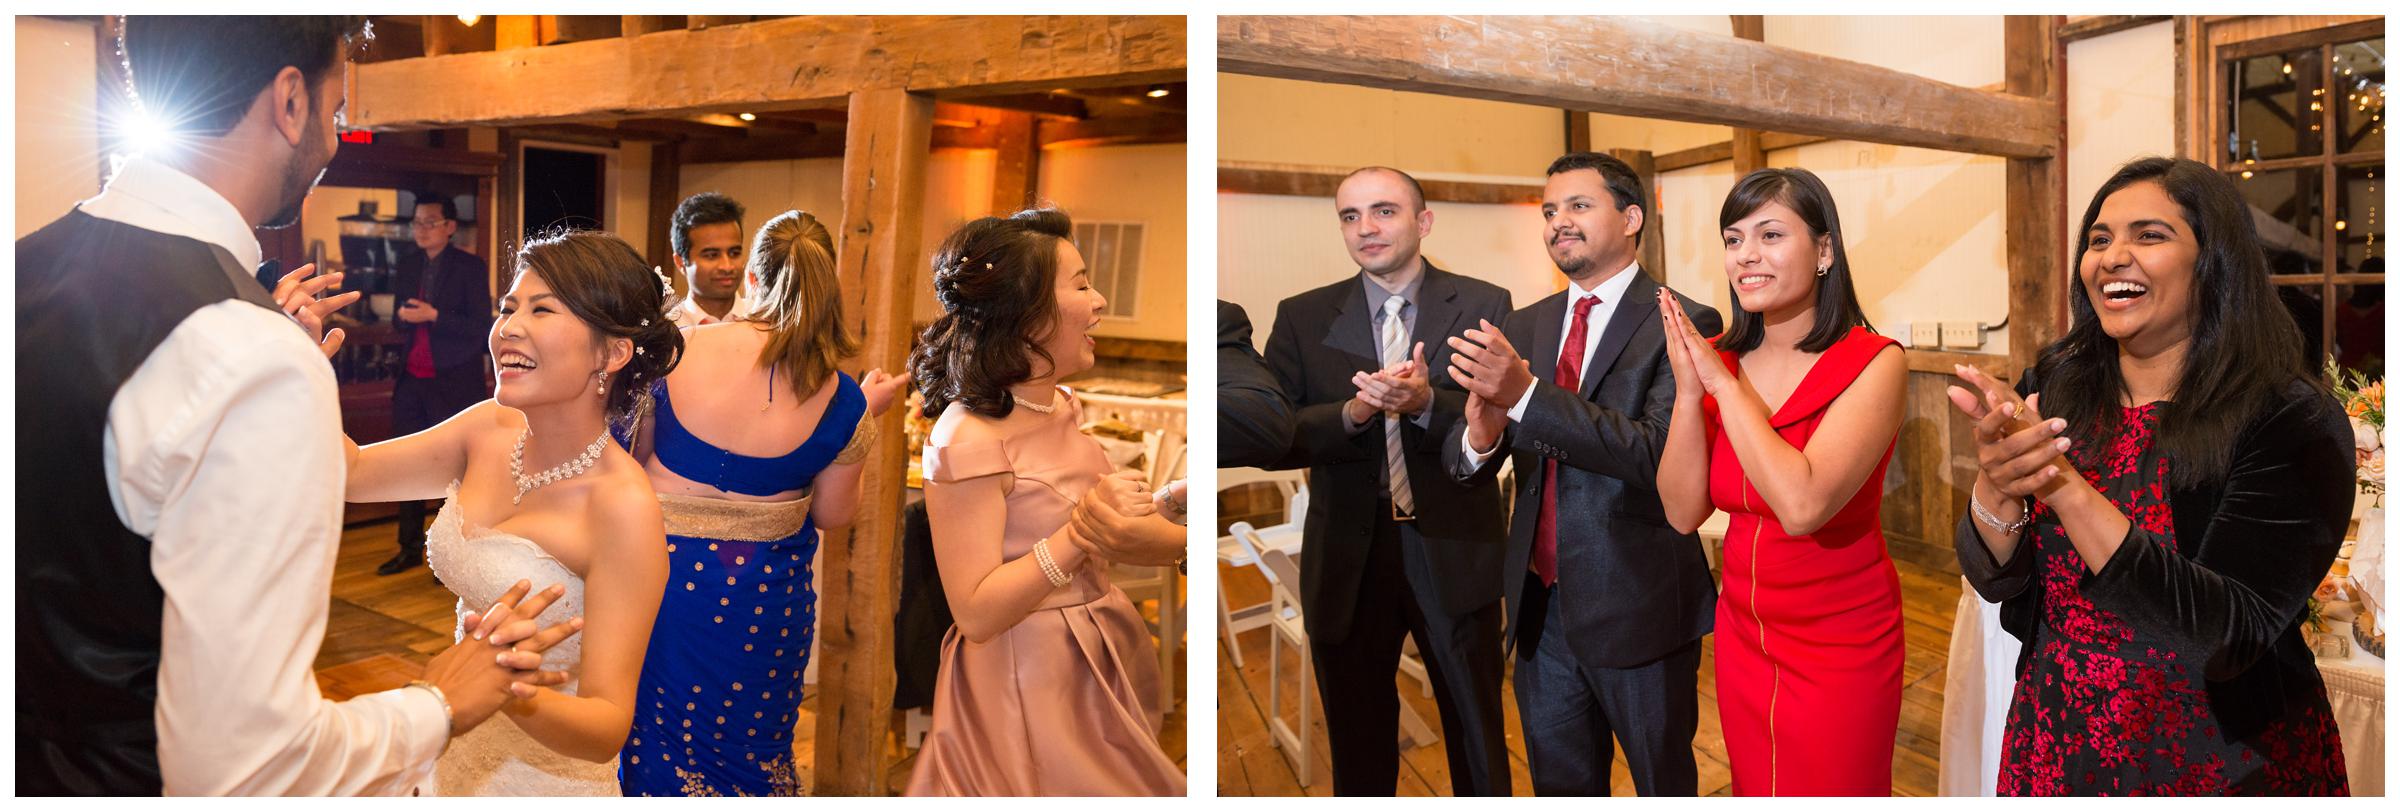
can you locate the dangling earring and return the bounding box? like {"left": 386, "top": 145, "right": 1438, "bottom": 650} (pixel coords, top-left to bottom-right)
{"left": 594, "top": 371, "right": 607, "bottom": 397}
{"left": 1816, "top": 264, "right": 1831, "bottom": 277}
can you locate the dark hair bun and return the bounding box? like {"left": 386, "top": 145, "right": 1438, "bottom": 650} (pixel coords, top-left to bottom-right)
{"left": 514, "top": 229, "right": 685, "bottom": 424}
{"left": 909, "top": 208, "right": 1073, "bottom": 420}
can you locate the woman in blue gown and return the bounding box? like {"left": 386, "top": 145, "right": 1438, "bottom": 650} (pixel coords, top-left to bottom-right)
{"left": 617, "top": 210, "right": 905, "bottom": 795}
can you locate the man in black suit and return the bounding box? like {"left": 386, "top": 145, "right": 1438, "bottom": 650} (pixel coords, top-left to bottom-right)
{"left": 1218, "top": 300, "right": 1292, "bottom": 469}
{"left": 1262, "top": 166, "right": 1514, "bottom": 796}
{"left": 1441, "top": 152, "right": 1720, "bottom": 795}
{"left": 379, "top": 193, "right": 494, "bottom": 574}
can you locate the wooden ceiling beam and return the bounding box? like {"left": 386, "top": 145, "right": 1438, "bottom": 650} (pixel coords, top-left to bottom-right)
{"left": 1037, "top": 114, "right": 1186, "bottom": 150}
{"left": 1219, "top": 161, "right": 1542, "bottom": 206}
{"left": 352, "top": 15, "right": 1183, "bottom": 130}
{"left": 678, "top": 131, "right": 848, "bottom": 164}
{"left": 1218, "top": 15, "right": 2058, "bottom": 158}
{"left": 946, "top": 92, "right": 1090, "bottom": 121}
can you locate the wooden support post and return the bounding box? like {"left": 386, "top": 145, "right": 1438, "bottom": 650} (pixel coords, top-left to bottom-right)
{"left": 1609, "top": 148, "right": 1668, "bottom": 283}
{"left": 647, "top": 140, "right": 681, "bottom": 275}
{"left": 494, "top": 16, "right": 539, "bottom": 51}
{"left": 1565, "top": 109, "right": 1591, "bottom": 154}
{"left": 2004, "top": 15, "right": 2066, "bottom": 375}
{"left": 989, "top": 110, "right": 1041, "bottom": 214}
{"left": 1729, "top": 16, "right": 1769, "bottom": 176}
{"left": 815, "top": 87, "right": 933, "bottom": 797}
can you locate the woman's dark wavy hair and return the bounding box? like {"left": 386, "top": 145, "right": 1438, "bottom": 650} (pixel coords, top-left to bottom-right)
{"left": 513, "top": 229, "right": 685, "bottom": 429}
{"left": 909, "top": 208, "right": 1074, "bottom": 420}
{"left": 2036, "top": 156, "right": 2317, "bottom": 487}
{"left": 1715, "top": 168, "right": 1875, "bottom": 353}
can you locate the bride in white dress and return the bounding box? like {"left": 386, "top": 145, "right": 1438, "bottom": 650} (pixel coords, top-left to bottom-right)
{"left": 341, "top": 231, "right": 680, "bottom": 795}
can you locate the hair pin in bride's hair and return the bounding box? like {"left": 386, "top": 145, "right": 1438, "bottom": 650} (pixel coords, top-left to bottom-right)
{"left": 651, "top": 265, "right": 677, "bottom": 312}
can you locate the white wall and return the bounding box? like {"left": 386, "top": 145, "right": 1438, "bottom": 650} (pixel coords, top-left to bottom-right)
{"left": 2065, "top": 20, "right": 2180, "bottom": 252}
{"left": 1038, "top": 143, "right": 1189, "bottom": 343}
{"left": 16, "top": 17, "right": 101, "bottom": 238}
{"left": 1217, "top": 193, "right": 1555, "bottom": 342}
{"left": 1218, "top": 17, "right": 2041, "bottom": 355}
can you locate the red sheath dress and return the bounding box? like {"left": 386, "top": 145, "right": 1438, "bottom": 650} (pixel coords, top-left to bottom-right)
{"left": 1703, "top": 326, "right": 1906, "bottom": 796}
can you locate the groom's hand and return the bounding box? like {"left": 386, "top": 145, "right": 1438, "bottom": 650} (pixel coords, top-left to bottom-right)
{"left": 428, "top": 581, "right": 584, "bottom": 733}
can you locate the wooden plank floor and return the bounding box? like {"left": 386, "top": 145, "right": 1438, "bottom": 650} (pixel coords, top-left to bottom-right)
{"left": 1215, "top": 554, "right": 1961, "bottom": 797}
{"left": 317, "top": 514, "right": 1185, "bottom": 795}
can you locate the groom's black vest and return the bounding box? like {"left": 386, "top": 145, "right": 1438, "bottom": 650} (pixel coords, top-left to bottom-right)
{"left": 16, "top": 210, "right": 278, "bottom": 795}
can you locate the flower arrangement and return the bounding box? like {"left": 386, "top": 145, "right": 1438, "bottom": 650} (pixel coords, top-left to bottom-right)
{"left": 2321, "top": 361, "right": 2386, "bottom": 659}
{"left": 2329, "top": 361, "right": 2384, "bottom": 503}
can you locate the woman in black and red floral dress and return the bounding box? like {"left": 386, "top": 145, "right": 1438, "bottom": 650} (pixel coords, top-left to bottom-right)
{"left": 1947, "top": 157, "right": 2351, "bottom": 796}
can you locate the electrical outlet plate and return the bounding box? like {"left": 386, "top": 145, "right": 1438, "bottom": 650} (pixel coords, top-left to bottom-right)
{"left": 1941, "top": 321, "right": 1982, "bottom": 350}
{"left": 1909, "top": 322, "right": 1941, "bottom": 348}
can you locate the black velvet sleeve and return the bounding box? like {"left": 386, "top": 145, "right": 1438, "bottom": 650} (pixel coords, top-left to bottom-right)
{"left": 2080, "top": 387, "right": 2354, "bottom": 682}
{"left": 1954, "top": 372, "right": 2042, "bottom": 605}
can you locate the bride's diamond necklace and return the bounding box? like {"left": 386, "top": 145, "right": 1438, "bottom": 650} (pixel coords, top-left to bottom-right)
{"left": 511, "top": 428, "right": 610, "bottom": 505}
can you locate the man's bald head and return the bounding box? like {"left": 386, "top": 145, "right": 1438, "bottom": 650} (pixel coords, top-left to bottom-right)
{"left": 1341, "top": 166, "right": 1427, "bottom": 213}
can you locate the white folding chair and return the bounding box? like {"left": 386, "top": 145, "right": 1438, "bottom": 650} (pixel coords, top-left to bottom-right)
{"left": 1215, "top": 468, "right": 1303, "bottom": 667}
{"left": 1233, "top": 521, "right": 1315, "bottom": 787}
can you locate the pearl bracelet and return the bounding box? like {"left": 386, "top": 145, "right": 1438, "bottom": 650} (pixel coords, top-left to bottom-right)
{"left": 1032, "top": 538, "right": 1072, "bottom": 587}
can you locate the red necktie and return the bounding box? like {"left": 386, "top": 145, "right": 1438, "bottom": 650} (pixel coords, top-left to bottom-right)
{"left": 1533, "top": 294, "right": 1601, "bottom": 586}
{"left": 406, "top": 261, "right": 437, "bottom": 378}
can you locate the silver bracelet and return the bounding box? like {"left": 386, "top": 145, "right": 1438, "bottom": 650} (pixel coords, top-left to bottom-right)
{"left": 1032, "top": 538, "right": 1072, "bottom": 587}
{"left": 1970, "top": 492, "right": 2033, "bottom": 535}
{"left": 405, "top": 679, "right": 454, "bottom": 751}
{"left": 1154, "top": 485, "right": 1189, "bottom": 527}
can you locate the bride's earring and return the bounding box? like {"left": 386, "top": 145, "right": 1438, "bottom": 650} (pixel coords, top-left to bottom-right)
{"left": 593, "top": 371, "right": 607, "bottom": 397}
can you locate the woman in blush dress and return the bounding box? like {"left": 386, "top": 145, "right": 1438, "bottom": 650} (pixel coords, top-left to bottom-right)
{"left": 1950, "top": 157, "right": 2349, "bottom": 795}
{"left": 615, "top": 211, "right": 904, "bottom": 796}
{"left": 1655, "top": 168, "right": 1907, "bottom": 796}
{"left": 903, "top": 209, "right": 1185, "bottom": 796}
{"left": 342, "top": 230, "right": 682, "bottom": 795}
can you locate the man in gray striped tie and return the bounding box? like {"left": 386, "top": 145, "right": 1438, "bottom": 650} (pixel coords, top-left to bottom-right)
{"left": 1259, "top": 166, "right": 1515, "bottom": 796}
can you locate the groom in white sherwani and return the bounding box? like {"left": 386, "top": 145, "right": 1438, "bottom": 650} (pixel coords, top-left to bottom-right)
{"left": 16, "top": 16, "right": 576, "bottom": 795}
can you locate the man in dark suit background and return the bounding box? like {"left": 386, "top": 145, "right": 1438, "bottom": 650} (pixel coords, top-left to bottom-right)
{"left": 379, "top": 193, "right": 493, "bottom": 575}
{"left": 1218, "top": 300, "right": 1292, "bottom": 469}
{"left": 1261, "top": 166, "right": 1513, "bottom": 796}
{"left": 1442, "top": 152, "right": 1720, "bottom": 795}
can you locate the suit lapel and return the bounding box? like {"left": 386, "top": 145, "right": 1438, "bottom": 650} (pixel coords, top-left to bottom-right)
{"left": 1525, "top": 290, "right": 1566, "bottom": 389}
{"left": 1580, "top": 272, "right": 1659, "bottom": 400}
{"left": 1320, "top": 276, "right": 1380, "bottom": 372}
{"left": 1413, "top": 265, "right": 1465, "bottom": 374}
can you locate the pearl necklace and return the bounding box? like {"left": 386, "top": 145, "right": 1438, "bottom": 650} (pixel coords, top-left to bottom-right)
{"left": 1015, "top": 390, "right": 1057, "bottom": 414}
{"left": 511, "top": 428, "right": 610, "bottom": 505}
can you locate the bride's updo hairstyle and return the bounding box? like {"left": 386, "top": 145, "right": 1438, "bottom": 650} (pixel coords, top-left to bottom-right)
{"left": 908, "top": 208, "right": 1074, "bottom": 420}
{"left": 746, "top": 210, "right": 858, "bottom": 399}
{"left": 513, "top": 229, "right": 686, "bottom": 425}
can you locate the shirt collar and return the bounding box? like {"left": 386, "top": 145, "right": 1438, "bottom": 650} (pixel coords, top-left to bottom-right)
{"left": 77, "top": 157, "right": 262, "bottom": 272}
{"left": 1565, "top": 259, "right": 1643, "bottom": 310}
{"left": 1360, "top": 262, "right": 1427, "bottom": 316}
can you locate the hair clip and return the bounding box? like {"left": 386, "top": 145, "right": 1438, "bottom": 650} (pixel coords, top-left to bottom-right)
{"left": 635, "top": 346, "right": 646, "bottom": 355}
{"left": 641, "top": 318, "right": 651, "bottom": 327}
{"left": 984, "top": 262, "right": 994, "bottom": 269}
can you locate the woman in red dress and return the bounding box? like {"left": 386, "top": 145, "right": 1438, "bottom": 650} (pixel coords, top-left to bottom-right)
{"left": 1949, "top": 157, "right": 2348, "bottom": 795}
{"left": 1655, "top": 168, "right": 1908, "bottom": 796}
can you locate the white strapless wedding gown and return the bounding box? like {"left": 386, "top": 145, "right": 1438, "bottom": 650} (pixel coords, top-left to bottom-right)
{"left": 424, "top": 483, "right": 620, "bottom": 796}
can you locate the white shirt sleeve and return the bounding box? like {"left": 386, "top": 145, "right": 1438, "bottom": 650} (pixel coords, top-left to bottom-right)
{"left": 111, "top": 302, "right": 447, "bottom": 796}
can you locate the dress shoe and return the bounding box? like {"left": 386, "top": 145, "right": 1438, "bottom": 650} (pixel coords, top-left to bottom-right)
{"left": 377, "top": 547, "right": 424, "bottom": 576}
